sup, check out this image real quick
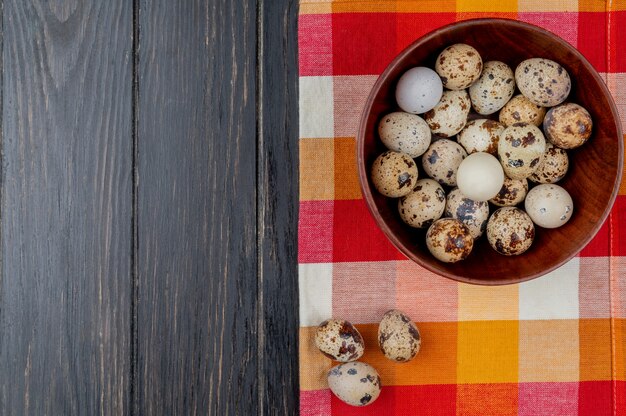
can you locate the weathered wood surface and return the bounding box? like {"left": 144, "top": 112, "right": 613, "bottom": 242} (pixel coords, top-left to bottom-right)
{"left": 0, "top": 1, "right": 133, "bottom": 414}
{"left": 0, "top": 0, "right": 299, "bottom": 414}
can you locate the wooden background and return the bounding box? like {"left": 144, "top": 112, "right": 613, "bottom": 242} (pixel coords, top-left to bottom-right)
{"left": 0, "top": 0, "right": 299, "bottom": 414}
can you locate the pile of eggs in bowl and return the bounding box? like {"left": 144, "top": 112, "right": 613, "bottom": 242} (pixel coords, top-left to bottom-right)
{"left": 371, "top": 43, "right": 592, "bottom": 263}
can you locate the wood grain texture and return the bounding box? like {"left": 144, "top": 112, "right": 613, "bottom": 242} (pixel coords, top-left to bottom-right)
{"left": 258, "top": 0, "right": 300, "bottom": 413}
{"left": 0, "top": 1, "right": 132, "bottom": 414}
{"left": 135, "top": 0, "right": 259, "bottom": 414}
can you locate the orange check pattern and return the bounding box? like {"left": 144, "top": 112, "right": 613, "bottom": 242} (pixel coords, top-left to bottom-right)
{"left": 298, "top": 1, "right": 626, "bottom": 414}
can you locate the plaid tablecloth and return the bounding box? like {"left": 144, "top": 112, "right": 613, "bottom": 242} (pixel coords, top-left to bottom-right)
{"left": 298, "top": 1, "right": 626, "bottom": 414}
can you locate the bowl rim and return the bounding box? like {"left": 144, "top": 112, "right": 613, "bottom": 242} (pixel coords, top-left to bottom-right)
{"left": 357, "top": 17, "right": 624, "bottom": 285}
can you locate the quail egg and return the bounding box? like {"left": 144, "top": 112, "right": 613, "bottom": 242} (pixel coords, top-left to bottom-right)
{"left": 395, "top": 67, "right": 444, "bottom": 114}
{"left": 378, "top": 112, "right": 432, "bottom": 157}
{"left": 315, "top": 319, "right": 364, "bottom": 362}
{"left": 469, "top": 61, "right": 515, "bottom": 115}
{"left": 515, "top": 58, "right": 571, "bottom": 107}
{"left": 543, "top": 103, "right": 593, "bottom": 149}
{"left": 426, "top": 218, "right": 474, "bottom": 263}
{"left": 499, "top": 94, "right": 547, "bottom": 127}
{"left": 378, "top": 309, "right": 421, "bottom": 363}
{"left": 525, "top": 184, "right": 574, "bottom": 228}
{"left": 435, "top": 43, "right": 483, "bottom": 90}
{"left": 423, "top": 90, "right": 472, "bottom": 137}
{"left": 398, "top": 179, "right": 446, "bottom": 228}
{"left": 528, "top": 142, "right": 569, "bottom": 183}
{"left": 487, "top": 207, "right": 535, "bottom": 256}
{"left": 457, "top": 119, "right": 504, "bottom": 155}
{"left": 445, "top": 188, "right": 490, "bottom": 239}
{"left": 421, "top": 139, "right": 467, "bottom": 186}
{"left": 456, "top": 152, "right": 505, "bottom": 201}
{"left": 497, "top": 123, "right": 546, "bottom": 180}
{"left": 489, "top": 177, "right": 529, "bottom": 207}
{"left": 328, "top": 362, "right": 382, "bottom": 407}
{"left": 371, "top": 151, "right": 419, "bottom": 198}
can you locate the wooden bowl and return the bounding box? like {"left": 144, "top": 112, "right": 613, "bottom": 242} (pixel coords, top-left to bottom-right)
{"left": 357, "top": 18, "right": 623, "bottom": 285}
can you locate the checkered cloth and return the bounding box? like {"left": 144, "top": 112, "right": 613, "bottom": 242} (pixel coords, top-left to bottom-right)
{"left": 298, "top": 1, "right": 626, "bottom": 415}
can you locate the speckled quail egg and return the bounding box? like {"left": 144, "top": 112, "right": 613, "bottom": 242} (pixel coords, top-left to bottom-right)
{"left": 499, "top": 94, "right": 547, "bottom": 127}
{"left": 328, "top": 362, "right": 382, "bottom": 407}
{"left": 489, "top": 177, "right": 529, "bottom": 207}
{"left": 371, "top": 151, "right": 419, "bottom": 198}
{"left": 378, "top": 112, "right": 432, "bottom": 157}
{"left": 435, "top": 44, "right": 483, "bottom": 90}
{"left": 457, "top": 119, "right": 504, "bottom": 155}
{"left": 456, "top": 152, "right": 505, "bottom": 201}
{"left": 525, "top": 184, "right": 574, "bottom": 228}
{"left": 378, "top": 309, "right": 421, "bottom": 363}
{"left": 515, "top": 58, "right": 571, "bottom": 107}
{"left": 315, "top": 319, "right": 364, "bottom": 362}
{"left": 426, "top": 218, "right": 474, "bottom": 263}
{"left": 528, "top": 143, "right": 569, "bottom": 183}
{"left": 487, "top": 207, "right": 535, "bottom": 256}
{"left": 395, "top": 67, "right": 444, "bottom": 114}
{"left": 398, "top": 179, "right": 446, "bottom": 228}
{"left": 421, "top": 139, "right": 467, "bottom": 186}
{"left": 497, "top": 123, "right": 546, "bottom": 180}
{"left": 469, "top": 61, "right": 515, "bottom": 115}
{"left": 543, "top": 103, "right": 593, "bottom": 149}
{"left": 445, "top": 188, "right": 490, "bottom": 239}
{"left": 424, "top": 90, "right": 472, "bottom": 137}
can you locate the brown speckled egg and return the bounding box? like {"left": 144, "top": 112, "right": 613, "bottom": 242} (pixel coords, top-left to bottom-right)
{"left": 469, "top": 61, "right": 515, "bottom": 115}
{"left": 457, "top": 119, "right": 504, "bottom": 155}
{"left": 499, "top": 94, "right": 547, "bottom": 127}
{"left": 543, "top": 103, "right": 593, "bottom": 149}
{"left": 426, "top": 218, "right": 473, "bottom": 263}
{"left": 515, "top": 58, "right": 571, "bottom": 107}
{"left": 328, "top": 362, "right": 381, "bottom": 407}
{"left": 445, "top": 188, "right": 489, "bottom": 239}
{"left": 421, "top": 139, "right": 467, "bottom": 186}
{"left": 497, "top": 123, "right": 546, "bottom": 180}
{"left": 315, "top": 319, "right": 364, "bottom": 362}
{"left": 378, "top": 112, "right": 432, "bottom": 157}
{"left": 371, "top": 151, "right": 418, "bottom": 198}
{"left": 378, "top": 310, "right": 421, "bottom": 363}
{"left": 398, "top": 179, "right": 446, "bottom": 228}
{"left": 487, "top": 207, "right": 535, "bottom": 256}
{"left": 525, "top": 184, "right": 574, "bottom": 228}
{"left": 528, "top": 143, "right": 569, "bottom": 183}
{"left": 435, "top": 44, "right": 482, "bottom": 90}
{"left": 489, "top": 177, "right": 529, "bottom": 207}
{"left": 423, "top": 90, "right": 471, "bottom": 137}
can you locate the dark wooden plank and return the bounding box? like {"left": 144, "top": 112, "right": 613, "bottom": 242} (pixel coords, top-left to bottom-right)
{"left": 135, "top": 1, "right": 258, "bottom": 414}
{"left": 0, "top": 1, "right": 133, "bottom": 414}
{"left": 258, "top": 0, "right": 300, "bottom": 413}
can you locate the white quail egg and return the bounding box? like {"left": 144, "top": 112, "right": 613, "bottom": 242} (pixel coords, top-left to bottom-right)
{"left": 525, "top": 184, "right": 574, "bottom": 228}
